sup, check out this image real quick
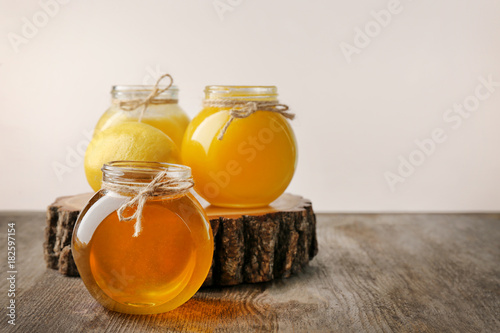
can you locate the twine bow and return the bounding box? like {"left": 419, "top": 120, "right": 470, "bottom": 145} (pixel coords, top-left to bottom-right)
{"left": 102, "top": 170, "right": 194, "bottom": 237}
{"left": 116, "top": 73, "right": 174, "bottom": 122}
{"left": 202, "top": 100, "right": 295, "bottom": 140}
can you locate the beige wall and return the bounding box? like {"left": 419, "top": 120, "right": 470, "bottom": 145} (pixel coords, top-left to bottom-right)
{"left": 1, "top": 0, "right": 499, "bottom": 211}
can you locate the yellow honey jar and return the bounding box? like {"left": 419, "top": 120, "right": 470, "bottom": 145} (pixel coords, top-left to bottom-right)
{"left": 181, "top": 86, "right": 297, "bottom": 208}
{"left": 93, "top": 75, "right": 190, "bottom": 148}
{"left": 72, "top": 161, "right": 213, "bottom": 314}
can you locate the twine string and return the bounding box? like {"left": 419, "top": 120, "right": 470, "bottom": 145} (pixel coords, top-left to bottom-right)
{"left": 102, "top": 170, "right": 194, "bottom": 237}
{"left": 115, "top": 74, "right": 174, "bottom": 122}
{"left": 203, "top": 100, "right": 295, "bottom": 140}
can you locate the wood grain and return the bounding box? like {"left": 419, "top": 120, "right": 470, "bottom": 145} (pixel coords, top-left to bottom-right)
{"left": 1, "top": 213, "right": 499, "bottom": 332}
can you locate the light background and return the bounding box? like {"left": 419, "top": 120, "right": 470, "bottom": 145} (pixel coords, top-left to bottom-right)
{"left": 1, "top": 0, "right": 499, "bottom": 212}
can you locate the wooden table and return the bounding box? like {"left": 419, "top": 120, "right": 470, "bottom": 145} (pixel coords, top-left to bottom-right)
{"left": 1, "top": 212, "right": 499, "bottom": 332}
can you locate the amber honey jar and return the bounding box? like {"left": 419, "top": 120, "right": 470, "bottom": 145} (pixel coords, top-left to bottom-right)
{"left": 72, "top": 161, "right": 213, "bottom": 314}
{"left": 181, "top": 85, "right": 297, "bottom": 208}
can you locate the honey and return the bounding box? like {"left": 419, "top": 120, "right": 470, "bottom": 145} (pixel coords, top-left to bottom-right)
{"left": 93, "top": 84, "right": 190, "bottom": 148}
{"left": 72, "top": 162, "right": 213, "bottom": 314}
{"left": 181, "top": 86, "right": 297, "bottom": 208}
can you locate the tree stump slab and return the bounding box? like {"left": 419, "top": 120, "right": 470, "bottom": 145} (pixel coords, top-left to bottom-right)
{"left": 44, "top": 193, "right": 318, "bottom": 286}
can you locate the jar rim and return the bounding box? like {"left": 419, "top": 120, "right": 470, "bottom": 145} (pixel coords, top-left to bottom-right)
{"left": 111, "top": 85, "right": 179, "bottom": 101}
{"left": 102, "top": 161, "right": 191, "bottom": 186}
{"left": 112, "top": 85, "right": 179, "bottom": 92}
{"left": 204, "top": 85, "right": 278, "bottom": 100}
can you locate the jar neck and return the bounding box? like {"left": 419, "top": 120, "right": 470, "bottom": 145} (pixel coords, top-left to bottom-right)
{"left": 204, "top": 86, "right": 278, "bottom": 101}
{"left": 101, "top": 161, "right": 192, "bottom": 198}
{"left": 111, "top": 85, "right": 178, "bottom": 102}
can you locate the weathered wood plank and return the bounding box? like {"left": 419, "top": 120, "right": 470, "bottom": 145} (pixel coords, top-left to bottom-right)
{"left": 1, "top": 213, "right": 499, "bottom": 333}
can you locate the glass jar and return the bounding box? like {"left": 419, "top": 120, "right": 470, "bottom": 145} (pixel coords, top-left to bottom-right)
{"left": 181, "top": 86, "right": 297, "bottom": 208}
{"left": 93, "top": 85, "right": 190, "bottom": 148}
{"left": 72, "top": 161, "right": 213, "bottom": 314}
